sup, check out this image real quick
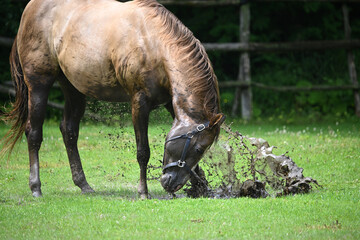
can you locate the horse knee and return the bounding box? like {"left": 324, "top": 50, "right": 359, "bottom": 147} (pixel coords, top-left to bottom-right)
{"left": 137, "top": 148, "right": 150, "bottom": 166}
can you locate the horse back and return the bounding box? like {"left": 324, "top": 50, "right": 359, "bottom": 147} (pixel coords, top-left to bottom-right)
{"left": 16, "top": 0, "right": 170, "bottom": 103}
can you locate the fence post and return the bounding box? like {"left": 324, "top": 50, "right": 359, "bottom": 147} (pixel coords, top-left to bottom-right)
{"left": 343, "top": 4, "right": 360, "bottom": 117}
{"left": 232, "top": 3, "right": 252, "bottom": 120}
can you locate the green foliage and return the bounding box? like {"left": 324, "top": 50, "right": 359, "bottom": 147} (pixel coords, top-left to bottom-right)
{"left": 0, "top": 1, "right": 359, "bottom": 119}
{"left": 251, "top": 3, "right": 359, "bottom": 118}
{"left": 0, "top": 0, "right": 25, "bottom": 110}
{"left": 174, "top": 2, "right": 360, "bottom": 118}
{"left": 0, "top": 0, "right": 24, "bottom": 79}
{"left": 0, "top": 0, "right": 23, "bottom": 37}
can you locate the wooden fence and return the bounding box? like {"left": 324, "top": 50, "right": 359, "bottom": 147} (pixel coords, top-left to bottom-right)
{"left": 159, "top": 0, "right": 360, "bottom": 119}
{"left": 1, "top": 0, "right": 359, "bottom": 119}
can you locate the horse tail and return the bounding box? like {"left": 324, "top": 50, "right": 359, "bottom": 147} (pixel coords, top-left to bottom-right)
{"left": 1, "top": 36, "right": 28, "bottom": 156}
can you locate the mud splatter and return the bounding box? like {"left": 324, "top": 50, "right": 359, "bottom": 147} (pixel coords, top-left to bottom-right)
{"left": 101, "top": 116, "right": 320, "bottom": 199}
{"left": 181, "top": 124, "right": 321, "bottom": 198}
{"left": 166, "top": 124, "right": 320, "bottom": 198}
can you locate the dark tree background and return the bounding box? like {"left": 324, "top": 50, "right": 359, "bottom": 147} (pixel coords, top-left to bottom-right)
{"left": 1, "top": 0, "right": 359, "bottom": 120}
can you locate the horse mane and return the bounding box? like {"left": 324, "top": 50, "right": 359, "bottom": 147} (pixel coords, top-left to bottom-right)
{"left": 135, "top": 0, "right": 220, "bottom": 120}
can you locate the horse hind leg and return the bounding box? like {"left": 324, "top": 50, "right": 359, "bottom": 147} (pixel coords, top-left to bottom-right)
{"left": 58, "top": 76, "right": 94, "bottom": 194}
{"left": 25, "top": 75, "right": 56, "bottom": 197}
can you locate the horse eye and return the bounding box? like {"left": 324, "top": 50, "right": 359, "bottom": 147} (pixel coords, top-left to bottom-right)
{"left": 195, "top": 148, "right": 204, "bottom": 154}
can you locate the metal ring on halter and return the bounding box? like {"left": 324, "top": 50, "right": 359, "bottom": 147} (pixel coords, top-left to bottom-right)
{"left": 177, "top": 160, "right": 186, "bottom": 168}
{"left": 186, "top": 132, "right": 194, "bottom": 138}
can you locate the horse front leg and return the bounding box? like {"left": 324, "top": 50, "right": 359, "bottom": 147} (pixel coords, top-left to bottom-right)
{"left": 131, "top": 92, "right": 151, "bottom": 199}
{"left": 165, "top": 101, "right": 175, "bottom": 119}
{"left": 189, "top": 165, "right": 209, "bottom": 198}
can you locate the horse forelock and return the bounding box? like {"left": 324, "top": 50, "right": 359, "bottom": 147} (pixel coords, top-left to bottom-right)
{"left": 135, "top": 0, "right": 220, "bottom": 120}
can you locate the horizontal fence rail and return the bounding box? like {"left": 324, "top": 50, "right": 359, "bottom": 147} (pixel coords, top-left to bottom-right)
{"left": 203, "top": 40, "right": 360, "bottom": 52}
{"left": 11, "top": 0, "right": 360, "bottom": 4}
{"left": 0, "top": 84, "right": 64, "bottom": 110}
{"left": 0, "top": 37, "right": 13, "bottom": 47}
{"left": 2, "top": 37, "right": 359, "bottom": 53}
{"left": 0, "top": 82, "right": 107, "bottom": 121}
{"left": 159, "top": 0, "right": 360, "bottom": 6}
{"left": 218, "top": 81, "right": 360, "bottom": 91}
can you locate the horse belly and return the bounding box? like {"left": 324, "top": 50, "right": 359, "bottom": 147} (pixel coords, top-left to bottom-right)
{"left": 61, "top": 63, "right": 131, "bottom": 102}
{"left": 84, "top": 84, "right": 131, "bottom": 102}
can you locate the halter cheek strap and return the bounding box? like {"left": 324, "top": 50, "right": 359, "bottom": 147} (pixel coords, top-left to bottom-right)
{"left": 162, "top": 122, "right": 209, "bottom": 176}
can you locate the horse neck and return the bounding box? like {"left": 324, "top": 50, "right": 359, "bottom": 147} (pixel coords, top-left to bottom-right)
{"left": 139, "top": 7, "right": 218, "bottom": 125}
{"left": 166, "top": 61, "right": 209, "bottom": 126}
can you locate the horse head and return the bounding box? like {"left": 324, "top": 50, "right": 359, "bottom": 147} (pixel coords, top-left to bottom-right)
{"left": 161, "top": 113, "right": 225, "bottom": 194}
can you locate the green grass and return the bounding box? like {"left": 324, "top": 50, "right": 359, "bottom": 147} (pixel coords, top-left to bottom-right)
{"left": 0, "top": 117, "right": 359, "bottom": 239}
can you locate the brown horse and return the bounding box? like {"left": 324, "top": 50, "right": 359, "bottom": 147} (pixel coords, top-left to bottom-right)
{"left": 1, "top": 0, "right": 225, "bottom": 199}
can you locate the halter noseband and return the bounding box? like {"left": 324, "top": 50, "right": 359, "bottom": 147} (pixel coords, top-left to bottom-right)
{"left": 162, "top": 122, "right": 209, "bottom": 177}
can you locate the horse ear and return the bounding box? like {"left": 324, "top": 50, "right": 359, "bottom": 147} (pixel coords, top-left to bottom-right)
{"left": 209, "top": 113, "right": 226, "bottom": 129}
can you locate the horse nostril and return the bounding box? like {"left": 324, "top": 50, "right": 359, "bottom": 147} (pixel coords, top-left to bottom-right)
{"left": 160, "top": 173, "right": 174, "bottom": 191}
{"left": 165, "top": 175, "right": 171, "bottom": 187}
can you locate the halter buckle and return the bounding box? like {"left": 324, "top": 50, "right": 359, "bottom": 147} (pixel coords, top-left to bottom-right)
{"left": 196, "top": 124, "right": 206, "bottom": 132}
{"left": 186, "top": 131, "right": 194, "bottom": 138}
{"left": 177, "top": 160, "right": 186, "bottom": 168}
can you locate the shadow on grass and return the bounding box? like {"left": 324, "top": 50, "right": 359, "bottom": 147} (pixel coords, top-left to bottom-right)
{"left": 53, "top": 187, "right": 183, "bottom": 200}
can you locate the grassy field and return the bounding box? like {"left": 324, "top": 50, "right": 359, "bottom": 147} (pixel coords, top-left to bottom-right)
{"left": 0, "top": 116, "right": 359, "bottom": 239}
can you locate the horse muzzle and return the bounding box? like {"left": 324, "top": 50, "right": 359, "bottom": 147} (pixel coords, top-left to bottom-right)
{"left": 160, "top": 170, "right": 190, "bottom": 193}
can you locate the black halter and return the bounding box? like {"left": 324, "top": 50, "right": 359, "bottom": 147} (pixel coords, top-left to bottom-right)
{"left": 162, "top": 122, "right": 210, "bottom": 178}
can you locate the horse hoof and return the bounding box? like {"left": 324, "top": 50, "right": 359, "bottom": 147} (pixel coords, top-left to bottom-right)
{"left": 32, "top": 191, "right": 42, "bottom": 197}
{"left": 139, "top": 193, "right": 150, "bottom": 200}
{"left": 170, "top": 193, "right": 177, "bottom": 199}
{"left": 81, "top": 185, "right": 95, "bottom": 194}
